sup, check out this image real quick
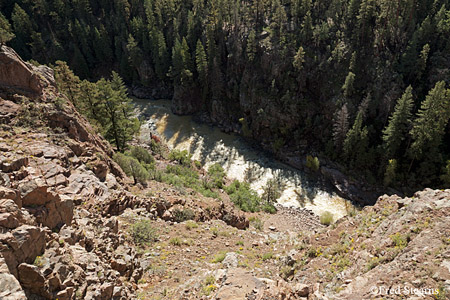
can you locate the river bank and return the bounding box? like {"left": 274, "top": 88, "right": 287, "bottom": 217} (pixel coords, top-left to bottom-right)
{"left": 133, "top": 98, "right": 354, "bottom": 221}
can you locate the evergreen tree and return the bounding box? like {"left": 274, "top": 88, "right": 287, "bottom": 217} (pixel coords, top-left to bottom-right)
{"left": 195, "top": 39, "right": 208, "bottom": 94}
{"left": 0, "top": 12, "right": 15, "bottom": 46}
{"left": 246, "top": 29, "right": 257, "bottom": 62}
{"left": 342, "top": 71, "right": 356, "bottom": 98}
{"left": 409, "top": 81, "right": 450, "bottom": 161}
{"left": 54, "top": 61, "right": 82, "bottom": 108}
{"left": 333, "top": 104, "right": 349, "bottom": 150}
{"left": 293, "top": 46, "right": 305, "bottom": 71}
{"left": 382, "top": 86, "right": 414, "bottom": 159}
{"left": 343, "top": 111, "right": 369, "bottom": 168}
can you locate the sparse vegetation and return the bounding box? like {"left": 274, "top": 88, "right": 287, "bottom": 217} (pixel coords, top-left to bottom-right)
{"left": 262, "top": 252, "right": 273, "bottom": 261}
{"left": 169, "top": 237, "right": 182, "bottom": 246}
{"left": 225, "top": 180, "right": 268, "bottom": 213}
{"left": 212, "top": 252, "right": 227, "bottom": 263}
{"left": 168, "top": 149, "right": 192, "bottom": 166}
{"left": 185, "top": 220, "right": 198, "bottom": 230}
{"left": 320, "top": 211, "right": 334, "bottom": 226}
{"left": 249, "top": 217, "right": 264, "bottom": 231}
{"left": 173, "top": 208, "right": 195, "bottom": 223}
{"left": 130, "top": 219, "right": 158, "bottom": 247}
{"left": 306, "top": 155, "right": 320, "bottom": 172}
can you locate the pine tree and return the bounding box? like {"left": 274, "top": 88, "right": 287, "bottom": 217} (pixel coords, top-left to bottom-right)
{"left": 195, "top": 39, "right": 208, "bottom": 89}
{"left": 343, "top": 111, "right": 369, "bottom": 168}
{"left": 293, "top": 46, "right": 305, "bottom": 71}
{"left": 246, "top": 29, "right": 256, "bottom": 62}
{"left": 151, "top": 29, "right": 168, "bottom": 80}
{"left": 54, "top": 61, "right": 82, "bottom": 108}
{"left": 342, "top": 71, "right": 355, "bottom": 98}
{"left": 333, "top": 104, "right": 349, "bottom": 150}
{"left": 409, "top": 81, "right": 450, "bottom": 160}
{"left": 79, "top": 80, "right": 103, "bottom": 123}
{"left": 0, "top": 13, "right": 15, "bottom": 46}
{"left": 126, "top": 34, "right": 143, "bottom": 70}
{"left": 382, "top": 86, "right": 414, "bottom": 158}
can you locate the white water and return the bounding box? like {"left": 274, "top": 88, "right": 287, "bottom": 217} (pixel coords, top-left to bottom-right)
{"left": 134, "top": 99, "right": 351, "bottom": 221}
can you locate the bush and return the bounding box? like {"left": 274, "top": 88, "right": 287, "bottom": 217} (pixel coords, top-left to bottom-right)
{"left": 169, "top": 149, "right": 192, "bottom": 166}
{"left": 306, "top": 155, "right": 320, "bottom": 172}
{"left": 261, "top": 178, "right": 281, "bottom": 212}
{"left": 169, "top": 237, "right": 182, "bottom": 246}
{"left": 320, "top": 211, "right": 334, "bottom": 226}
{"left": 173, "top": 208, "right": 195, "bottom": 222}
{"left": 262, "top": 252, "right": 273, "bottom": 261}
{"left": 212, "top": 252, "right": 227, "bottom": 263}
{"left": 113, "top": 152, "right": 149, "bottom": 184}
{"left": 207, "top": 163, "right": 226, "bottom": 188}
{"left": 225, "top": 180, "right": 261, "bottom": 212}
{"left": 130, "top": 146, "right": 155, "bottom": 172}
{"left": 131, "top": 219, "right": 157, "bottom": 247}
{"left": 157, "top": 164, "right": 219, "bottom": 199}
{"left": 130, "top": 146, "right": 155, "bottom": 164}
{"left": 185, "top": 220, "right": 198, "bottom": 230}
{"left": 390, "top": 233, "right": 408, "bottom": 249}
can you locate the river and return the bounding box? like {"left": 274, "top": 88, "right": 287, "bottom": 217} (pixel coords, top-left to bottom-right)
{"left": 134, "top": 99, "right": 352, "bottom": 221}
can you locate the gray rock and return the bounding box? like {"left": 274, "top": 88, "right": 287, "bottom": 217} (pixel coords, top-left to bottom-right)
{"left": 222, "top": 252, "right": 239, "bottom": 268}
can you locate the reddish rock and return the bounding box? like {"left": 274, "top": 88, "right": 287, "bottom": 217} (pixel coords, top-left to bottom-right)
{"left": 0, "top": 46, "right": 49, "bottom": 94}
{"left": 0, "top": 213, "right": 20, "bottom": 229}
{"left": 0, "top": 99, "right": 21, "bottom": 124}
{"left": 17, "top": 263, "right": 46, "bottom": 295}
{"left": 0, "top": 225, "right": 45, "bottom": 277}
{"left": 0, "top": 187, "right": 22, "bottom": 208}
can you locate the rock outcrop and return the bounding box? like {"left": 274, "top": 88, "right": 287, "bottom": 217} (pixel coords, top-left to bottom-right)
{"left": 0, "top": 45, "right": 53, "bottom": 95}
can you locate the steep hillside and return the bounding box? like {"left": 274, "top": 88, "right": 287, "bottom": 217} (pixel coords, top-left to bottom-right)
{"left": 0, "top": 46, "right": 449, "bottom": 300}
{"left": 1, "top": 0, "right": 450, "bottom": 191}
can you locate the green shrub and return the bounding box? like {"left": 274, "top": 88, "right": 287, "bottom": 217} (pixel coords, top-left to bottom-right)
{"left": 261, "top": 178, "right": 281, "bottom": 213}
{"left": 157, "top": 164, "right": 219, "bottom": 199}
{"left": 390, "top": 233, "right": 408, "bottom": 249}
{"left": 131, "top": 146, "right": 155, "bottom": 164}
{"left": 131, "top": 219, "right": 157, "bottom": 247}
{"left": 169, "top": 149, "right": 192, "bottom": 166}
{"left": 306, "top": 155, "right": 320, "bottom": 172}
{"left": 212, "top": 252, "right": 227, "bottom": 263}
{"left": 113, "top": 152, "right": 149, "bottom": 184}
{"left": 225, "top": 180, "right": 261, "bottom": 212}
{"left": 262, "top": 252, "right": 273, "bottom": 261}
{"left": 185, "top": 220, "right": 198, "bottom": 230}
{"left": 169, "top": 237, "right": 182, "bottom": 246}
{"left": 173, "top": 208, "right": 195, "bottom": 222}
{"left": 150, "top": 139, "right": 162, "bottom": 154}
{"left": 207, "top": 163, "right": 226, "bottom": 188}
{"left": 320, "top": 211, "right": 334, "bottom": 226}
{"left": 205, "top": 275, "right": 215, "bottom": 285}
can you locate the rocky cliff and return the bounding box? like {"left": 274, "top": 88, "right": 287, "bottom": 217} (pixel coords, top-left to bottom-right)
{"left": 0, "top": 45, "right": 449, "bottom": 300}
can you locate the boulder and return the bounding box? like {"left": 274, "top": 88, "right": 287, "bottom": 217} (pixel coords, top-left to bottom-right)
{"left": 0, "top": 272, "right": 26, "bottom": 300}
{"left": 0, "top": 45, "right": 50, "bottom": 94}
{"left": 0, "top": 187, "right": 22, "bottom": 208}
{"left": 294, "top": 283, "right": 310, "bottom": 297}
{"left": 0, "top": 99, "right": 21, "bottom": 124}
{"left": 0, "top": 213, "right": 20, "bottom": 229}
{"left": 0, "top": 225, "right": 45, "bottom": 277}
{"left": 18, "top": 263, "right": 46, "bottom": 295}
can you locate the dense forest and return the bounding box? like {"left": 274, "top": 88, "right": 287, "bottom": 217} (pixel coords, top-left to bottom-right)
{"left": 1, "top": 0, "right": 449, "bottom": 192}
